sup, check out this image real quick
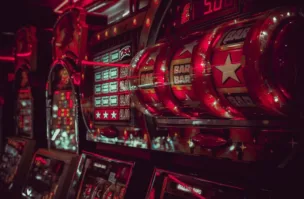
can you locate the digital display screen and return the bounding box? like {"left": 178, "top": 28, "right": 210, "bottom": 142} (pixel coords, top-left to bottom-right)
{"left": 157, "top": 0, "right": 239, "bottom": 42}
{"left": 50, "top": 90, "right": 77, "bottom": 152}
{"left": 111, "top": 51, "right": 119, "bottom": 62}
{"left": 102, "top": 54, "right": 109, "bottom": 63}
{"left": 94, "top": 66, "right": 130, "bottom": 122}
{"left": 147, "top": 170, "right": 247, "bottom": 199}
{"left": 0, "top": 139, "right": 25, "bottom": 187}
{"left": 17, "top": 89, "right": 33, "bottom": 138}
{"left": 102, "top": 70, "right": 109, "bottom": 80}
{"left": 74, "top": 154, "right": 133, "bottom": 199}
{"left": 193, "top": 0, "right": 239, "bottom": 22}
{"left": 95, "top": 72, "right": 102, "bottom": 82}
{"left": 22, "top": 155, "right": 64, "bottom": 199}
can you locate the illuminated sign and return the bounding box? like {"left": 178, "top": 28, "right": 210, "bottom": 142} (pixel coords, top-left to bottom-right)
{"left": 102, "top": 83, "right": 109, "bottom": 93}
{"left": 95, "top": 72, "right": 102, "bottom": 82}
{"left": 140, "top": 71, "right": 154, "bottom": 87}
{"left": 95, "top": 85, "right": 102, "bottom": 94}
{"left": 102, "top": 97, "right": 109, "bottom": 106}
{"left": 95, "top": 97, "right": 101, "bottom": 107}
{"left": 93, "top": 162, "right": 107, "bottom": 169}
{"left": 94, "top": 45, "right": 132, "bottom": 65}
{"left": 221, "top": 26, "right": 251, "bottom": 45}
{"left": 102, "top": 70, "right": 109, "bottom": 80}
{"left": 110, "top": 68, "right": 118, "bottom": 79}
{"left": 110, "top": 50, "right": 119, "bottom": 62}
{"left": 102, "top": 54, "right": 109, "bottom": 63}
{"left": 176, "top": 184, "right": 202, "bottom": 195}
{"left": 120, "top": 67, "right": 128, "bottom": 78}
{"left": 109, "top": 82, "right": 118, "bottom": 92}
{"left": 120, "top": 45, "right": 131, "bottom": 60}
{"left": 192, "top": 0, "right": 239, "bottom": 25}
{"left": 173, "top": 63, "right": 191, "bottom": 85}
{"left": 203, "top": 0, "right": 234, "bottom": 15}
{"left": 110, "top": 96, "right": 118, "bottom": 106}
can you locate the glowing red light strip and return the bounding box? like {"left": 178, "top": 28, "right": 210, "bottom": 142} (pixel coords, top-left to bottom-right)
{"left": 0, "top": 56, "right": 15, "bottom": 62}
{"left": 81, "top": 60, "right": 129, "bottom": 68}
{"left": 168, "top": 174, "right": 206, "bottom": 199}
{"left": 16, "top": 52, "right": 32, "bottom": 57}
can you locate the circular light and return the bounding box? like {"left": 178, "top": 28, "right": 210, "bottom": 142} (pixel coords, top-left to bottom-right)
{"left": 97, "top": 33, "right": 100, "bottom": 40}
{"left": 105, "top": 30, "right": 109, "bottom": 37}
{"left": 133, "top": 18, "right": 137, "bottom": 26}
{"left": 113, "top": 27, "right": 117, "bottom": 34}
{"left": 145, "top": 18, "right": 151, "bottom": 27}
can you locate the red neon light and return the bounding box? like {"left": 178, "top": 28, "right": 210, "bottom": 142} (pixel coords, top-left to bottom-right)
{"left": 35, "top": 156, "right": 47, "bottom": 165}
{"left": 181, "top": 3, "right": 191, "bottom": 24}
{"left": 145, "top": 18, "right": 151, "bottom": 27}
{"left": 214, "top": 0, "right": 223, "bottom": 11}
{"left": 16, "top": 52, "right": 32, "bottom": 57}
{"left": 0, "top": 56, "right": 15, "bottom": 62}
{"left": 81, "top": 60, "right": 129, "bottom": 68}
{"left": 204, "top": 0, "right": 225, "bottom": 15}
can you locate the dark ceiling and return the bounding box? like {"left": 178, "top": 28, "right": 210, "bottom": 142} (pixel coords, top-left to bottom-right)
{"left": 0, "top": 0, "right": 57, "bottom": 33}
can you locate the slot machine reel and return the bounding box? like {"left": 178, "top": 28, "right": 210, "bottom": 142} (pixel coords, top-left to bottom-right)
{"left": 193, "top": 6, "right": 304, "bottom": 119}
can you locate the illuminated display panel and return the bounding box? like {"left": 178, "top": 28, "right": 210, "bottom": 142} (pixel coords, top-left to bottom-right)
{"left": 156, "top": 0, "right": 239, "bottom": 42}
{"left": 49, "top": 67, "right": 77, "bottom": 152}
{"left": 93, "top": 65, "right": 131, "bottom": 122}
{"left": 147, "top": 169, "right": 249, "bottom": 199}
{"left": 92, "top": 45, "right": 132, "bottom": 123}
{"left": 16, "top": 69, "right": 33, "bottom": 138}
{"left": 17, "top": 89, "right": 33, "bottom": 138}
{"left": 22, "top": 155, "right": 64, "bottom": 198}
{"left": 74, "top": 153, "right": 134, "bottom": 199}
{"left": 193, "top": 0, "right": 239, "bottom": 21}
{"left": 0, "top": 139, "right": 25, "bottom": 187}
{"left": 81, "top": 43, "right": 149, "bottom": 148}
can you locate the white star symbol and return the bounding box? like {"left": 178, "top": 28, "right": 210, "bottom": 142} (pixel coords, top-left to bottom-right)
{"left": 111, "top": 111, "right": 117, "bottom": 119}
{"left": 289, "top": 138, "right": 297, "bottom": 148}
{"left": 179, "top": 40, "right": 198, "bottom": 56}
{"left": 96, "top": 112, "right": 101, "bottom": 118}
{"left": 240, "top": 143, "right": 247, "bottom": 152}
{"left": 215, "top": 54, "right": 241, "bottom": 84}
{"left": 146, "top": 50, "right": 160, "bottom": 64}
{"left": 103, "top": 111, "right": 108, "bottom": 119}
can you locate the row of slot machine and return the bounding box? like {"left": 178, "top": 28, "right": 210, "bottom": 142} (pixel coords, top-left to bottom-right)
{"left": 0, "top": 0, "right": 304, "bottom": 198}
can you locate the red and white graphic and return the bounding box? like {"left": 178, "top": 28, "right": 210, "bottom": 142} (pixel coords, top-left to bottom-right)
{"left": 170, "top": 39, "right": 199, "bottom": 103}
{"left": 145, "top": 50, "right": 159, "bottom": 64}
{"left": 179, "top": 40, "right": 198, "bottom": 56}
{"left": 95, "top": 109, "right": 119, "bottom": 121}
{"left": 119, "top": 45, "right": 131, "bottom": 60}
{"left": 215, "top": 53, "right": 241, "bottom": 84}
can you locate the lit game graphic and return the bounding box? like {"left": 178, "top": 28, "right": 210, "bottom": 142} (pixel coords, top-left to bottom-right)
{"left": 0, "top": 139, "right": 25, "bottom": 188}
{"left": 147, "top": 169, "right": 248, "bottom": 199}
{"left": 17, "top": 89, "right": 33, "bottom": 138}
{"left": 82, "top": 45, "right": 149, "bottom": 148}
{"left": 22, "top": 154, "right": 64, "bottom": 199}
{"left": 75, "top": 153, "right": 134, "bottom": 199}
{"left": 50, "top": 68, "right": 77, "bottom": 152}
{"left": 16, "top": 70, "right": 33, "bottom": 138}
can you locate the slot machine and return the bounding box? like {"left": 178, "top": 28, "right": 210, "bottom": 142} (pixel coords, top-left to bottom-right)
{"left": 67, "top": 151, "right": 134, "bottom": 199}
{"left": 21, "top": 8, "right": 91, "bottom": 199}
{"left": 78, "top": 1, "right": 156, "bottom": 198}
{"left": 0, "top": 26, "right": 52, "bottom": 196}
{"left": 130, "top": 0, "right": 304, "bottom": 198}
